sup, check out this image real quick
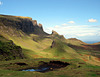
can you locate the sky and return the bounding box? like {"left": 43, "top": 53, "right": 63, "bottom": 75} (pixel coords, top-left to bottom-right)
{"left": 0, "top": 0, "right": 100, "bottom": 42}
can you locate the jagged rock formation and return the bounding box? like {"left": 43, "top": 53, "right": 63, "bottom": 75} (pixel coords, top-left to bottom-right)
{"left": 32, "top": 20, "right": 37, "bottom": 26}
{"left": 51, "top": 30, "right": 66, "bottom": 41}
{"left": 0, "top": 15, "right": 47, "bottom": 35}
{"left": 51, "top": 40, "right": 55, "bottom": 48}
{"left": 32, "top": 21, "right": 46, "bottom": 35}
{"left": 52, "top": 30, "right": 59, "bottom": 35}
{"left": 0, "top": 14, "right": 100, "bottom": 66}
{"left": 38, "top": 23, "right": 43, "bottom": 29}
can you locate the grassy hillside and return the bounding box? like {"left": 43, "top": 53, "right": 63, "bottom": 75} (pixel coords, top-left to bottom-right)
{"left": 0, "top": 14, "right": 100, "bottom": 77}
{"left": 0, "top": 35, "right": 24, "bottom": 61}
{"left": 0, "top": 58, "right": 100, "bottom": 77}
{"left": 0, "top": 14, "right": 100, "bottom": 66}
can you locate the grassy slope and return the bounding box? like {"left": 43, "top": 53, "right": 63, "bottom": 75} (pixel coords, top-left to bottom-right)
{"left": 0, "top": 15, "right": 100, "bottom": 65}
{"left": 0, "top": 59, "right": 100, "bottom": 77}
{"left": 0, "top": 35, "right": 24, "bottom": 60}
{"left": 42, "top": 39, "right": 81, "bottom": 59}
{"left": 0, "top": 15, "right": 100, "bottom": 77}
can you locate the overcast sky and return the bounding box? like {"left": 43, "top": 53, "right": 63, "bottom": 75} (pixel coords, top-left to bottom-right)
{"left": 0, "top": 0, "right": 100, "bottom": 42}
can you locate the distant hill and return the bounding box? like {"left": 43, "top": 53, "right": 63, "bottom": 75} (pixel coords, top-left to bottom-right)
{"left": 84, "top": 41, "right": 100, "bottom": 44}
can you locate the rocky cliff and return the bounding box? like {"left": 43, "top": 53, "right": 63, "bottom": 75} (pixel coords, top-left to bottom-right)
{"left": 0, "top": 15, "right": 47, "bottom": 35}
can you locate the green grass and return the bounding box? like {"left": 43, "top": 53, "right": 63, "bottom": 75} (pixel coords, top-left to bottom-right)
{"left": 0, "top": 14, "right": 100, "bottom": 77}
{"left": 0, "top": 58, "right": 100, "bottom": 77}
{"left": 0, "top": 35, "right": 24, "bottom": 60}
{"left": 42, "top": 39, "right": 81, "bottom": 59}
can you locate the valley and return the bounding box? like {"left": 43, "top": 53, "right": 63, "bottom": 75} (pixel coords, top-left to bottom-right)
{"left": 0, "top": 15, "right": 100, "bottom": 77}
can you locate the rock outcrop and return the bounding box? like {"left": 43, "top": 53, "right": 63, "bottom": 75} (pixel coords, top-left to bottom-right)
{"left": 32, "top": 20, "right": 37, "bottom": 26}
{"left": 38, "top": 23, "right": 43, "bottom": 29}
{"left": 0, "top": 15, "right": 47, "bottom": 35}
{"left": 52, "top": 30, "right": 59, "bottom": 35}
{"left": 51, "top": 40, "right": 55, "bottom": 48}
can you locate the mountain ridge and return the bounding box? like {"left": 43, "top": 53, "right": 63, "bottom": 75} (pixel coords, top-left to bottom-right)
{"left": 0, "top": 14, "right": 100, "bottom": 66}
{"left": 0, "top": 14, "right": 47, "bottom": 35}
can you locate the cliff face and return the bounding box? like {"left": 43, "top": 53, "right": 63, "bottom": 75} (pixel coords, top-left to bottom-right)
{"left": 0, "top": 15, "right": 48, "bottom": 60}
{"left": 32, "top": 20, "right": 46, "bottom": 35}
{"left": 0, "top": 15, "right": 47, "bottom": 35}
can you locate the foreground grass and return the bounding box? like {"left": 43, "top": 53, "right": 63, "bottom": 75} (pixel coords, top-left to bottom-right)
{"left": 0, "top": 58, "right": 100, "bottom": 77}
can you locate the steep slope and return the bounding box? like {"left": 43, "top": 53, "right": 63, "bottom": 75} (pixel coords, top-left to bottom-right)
{"left": 43, "top": 39, "right": 81, "bottom": 59}
{"left": 0, "top": 14, "right": 100, "bottom": 66}
{"left": 0, "top": 35, "right": 24, "bottom": 61}
{"left": 0, "top": 14, "right": 52, "bottom": 59}
{"left": 0, "top": 14, "right": 47, "bottom": 35}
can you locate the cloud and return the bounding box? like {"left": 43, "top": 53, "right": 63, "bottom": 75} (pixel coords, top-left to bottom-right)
{"left": 88, "top": 18, "right": 97, "bottom": 22}
{"left": 54, "top": 25, "right": 60, "bottom": 28}
{"left": 0, "top": 1, "right": 3, "bottom": 5}
{"left": 97, "top": 32, "right": 100, "bottom": 36}
{"left": 62, "top": 23, "right": 68, "bottom": 26}
{"left": 0, "top": 1, "right": 2, "bottom": 5}
{"left": 68, "top": 21, "right": 75, "bottom": 24}
{"left": 44, "top": 24, "right": 99, "bottom": 40}
{"left": 76, "top": 33, "right": 95, "bottom": 37}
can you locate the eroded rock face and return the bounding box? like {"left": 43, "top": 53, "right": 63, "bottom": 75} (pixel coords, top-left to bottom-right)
{"left": 51, "top": 40, "right": 55, "bottom": 48}
{"left": 0, "top": 16, "right": 34, "bottom": 34}
{"left": 32, "top": 20, "right": 37, "bottom": 26}
{"left": 52, "top": 30, "right": 59, "bottom": 35}
{"left": 38, "top": 23, "right": 43, "bottom": 29}
{"left": 0, "top": 15, "right": 47, "bottom": 35}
